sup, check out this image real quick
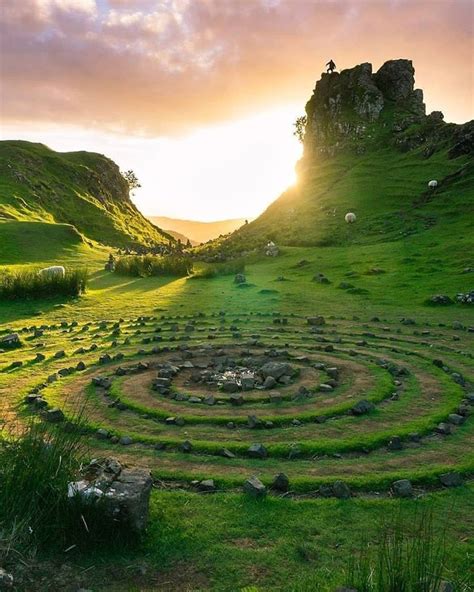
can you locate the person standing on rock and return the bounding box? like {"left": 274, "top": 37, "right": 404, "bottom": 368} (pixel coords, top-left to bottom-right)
{"left": 326, "top": 59, "right": 336, "bottom": 73}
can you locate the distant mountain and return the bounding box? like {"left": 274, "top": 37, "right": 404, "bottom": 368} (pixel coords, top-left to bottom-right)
{"left": 0, "top": 140, "right": 174, "bottom": 250}
{"left": 202, "top": 59, "right": 473, "bottom": 254}
{"left": 148, "top": 216, "right": 247, "bottom": 244}
{"left": 164, "top": 228, "right": 198, "bottom": 246}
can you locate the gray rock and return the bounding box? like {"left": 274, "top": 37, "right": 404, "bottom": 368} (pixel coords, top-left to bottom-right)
{"left": 387, "top": 435, "right": 403, "bottom": 451}
{"left": 222, "top": 380, "right": 239, "bottom": 393}
{"left": 247, "top": 415, "right": 262, "bottom": 429}
{"left": 271, "top": 473, "right": 289, "bottom": 492}
{"left": 263, "top": 376, "right": 277, "bottom": 389}
{"left": 351, "top": 399, "right": 375, "bottom": 415}
{"left": 448, "top": 413, "right": 465, "bottom": 425}
{"left": 392, "top": 479, "right": 413, "bottom": 498}
{"left": 439, "top": 472, "right": 463, "bottom": 487}
{"left": 198, "top": 479, "right": 216, "bottom": 493}
{"left": 96, "top": 428, "right": 109, "bottom": 440}
{"left": 46, "top": 408, "right": 65, "bottom": 423}
{"left": 260, "top": 361, "right": 293, "bottom": 379}
{"left": 229, "top": 393, "right": 244, "bottom": 406}
{"left": 180, "top": 440, "right": 193, "bottom": 453}
{"left": 219, "top": 448, "right": 236, "bottom": 459}
{"left": 307, "top": 316, "right": 325, "bottom": 326}
{"left": 0, "top": 333, "right": 21, "bottom": 349}
{"left": 332, "top": 480, "right": 351, "bottom": 499}
{"left": 248, "top": 443, "right": 268, "bottom": 459}
{"left": 435, "top": 422, "right": 452, "bottom": 435}
{"left": 119, "top": 436, "right": 132, "bottom": 445}
{"left": 243, "top": 476, "right": 267, "bottom": 498}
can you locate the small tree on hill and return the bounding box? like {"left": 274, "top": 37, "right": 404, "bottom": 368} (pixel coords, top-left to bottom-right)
{"left": 293, "top": 115, "right": 307, "bottom": 144}
{"left": 122, "top": 170, "right": 141, "bottom": 195}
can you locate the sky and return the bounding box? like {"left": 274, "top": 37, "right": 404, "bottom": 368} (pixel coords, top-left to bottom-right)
{"left": 1, "top": 0, "right": 472, "bottom": 221}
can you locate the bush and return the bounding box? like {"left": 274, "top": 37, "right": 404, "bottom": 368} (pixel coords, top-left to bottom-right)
{"left": 114, "top": 254, "right": 192, "bottom": 277}
{"left": 0, "top": 417, "right": 134, "bottom": 559}
{"left": 346, "top": 506, "right": 447, "bottom": 592}
{"left": 0, "top": 268, "right": 88, "bottom": 300}
{"left": 191, "top": 259, "right": 246, "bottom": 279}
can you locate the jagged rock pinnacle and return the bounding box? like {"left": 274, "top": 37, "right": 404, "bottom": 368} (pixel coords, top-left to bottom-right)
{"left": 304, "top": 58, "right": 426, "bottom": 156}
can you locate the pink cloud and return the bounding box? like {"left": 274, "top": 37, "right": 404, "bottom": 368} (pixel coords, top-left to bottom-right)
{"left": 1, "top": 0, "right": 472, "bottom": 135}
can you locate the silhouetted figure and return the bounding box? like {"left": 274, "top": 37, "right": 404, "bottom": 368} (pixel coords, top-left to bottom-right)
{"left": 326, "top": 59, "right": 336, "bottom": 73}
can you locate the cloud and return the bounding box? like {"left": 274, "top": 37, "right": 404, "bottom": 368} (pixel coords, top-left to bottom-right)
{"left": 1, "top": 0, "right": 472, "bottom": 135}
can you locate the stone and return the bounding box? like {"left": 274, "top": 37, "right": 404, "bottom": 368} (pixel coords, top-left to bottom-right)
{"left": 46, "top": 408, "right": 65, "bottom": 423}
{"left": 198, "top": 479, "right": 216, "bottom": 493}
{"left": 204, "top": 395, "right": 216, "bottom": 406}
{"left": 307, "top": 316, "right": 325, "bottom": 326}
{"left": 54, "top": 350, "right": 66, "bottom": 359}
{"left": 84, "top": 458, "right": 152, "bottom": 533}
{"left": 435, "top": 422, "right": 452, "bottom": 435}
{"left": 222, "top": 380, "right": 239, "bottom": 393}
{"left": 96, "top": 428, "right": 109, "bottom": 440}
{"left": 0, "top": 333, "right": 21, "bottom": 349}
{"left": 332, "top": 480, "right": 351, "bottom": 499}
{"left": 351, "top": 400, "right": 375, "bottom": 415}
{"left": 247, "top": 415, "right": 262, "bottom": 429}
{"left": 248, "top": 443, "right": 268, "bottom": 459}
{"left": 180, "top": 440, "right": 193, "bottom": 453}
{"left": 219, "top": 448, "right": 236, "bottom": 459}
{"left": 234, "top": 274, "right": 246, "bottom": 284}
{"left": 243, "top": 476, "right": 267, "bottom": 498}
{"left": 392, "top": 479, "right": 413, "bottom": 498}
{"left": 448, "top": 413, "right": 465, "bottom": 426}
{"left": 92, "top": 376, "right": 112, "bottom": 390}
{"left": 387, "top": 435, "right": 403, "bottom": 451}
{"left": 230, "top": 393, "right": 244, "bottom": 406}
{"left": 271, "top": 473, "right": 289, "bottom": 492}
{"left": 0, "top": 567, "right": 13, "bottom": 589}
{"left": 119, "top": 436, "right": 133, "bottom": 445}
{"left": 260, "top": 361, "right": 293, "bottom": 379}
{"left": 34, "top": 353, "right": 46, "bottom": 362}
{"left": 263, "top": 376, "right": 277, "bottom": 389}
{"left": 439, "top": 472, "right": 463, "bottom": 488}
{"left": 76, "top": 361, "right": 86, "bottom": 371}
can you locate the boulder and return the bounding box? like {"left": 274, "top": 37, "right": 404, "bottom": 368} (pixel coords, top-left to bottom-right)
{"left": 260, "top": 362, "right": 293, "bottom": 379}
{"left": 248, "top": 443, "right": 268, "bottom": 459}
{"left": 439, "top": 472, "right": 463, "bottom": 488}
{"left": 332, "top": 480, "right": 351, "bottom": 499}
{"left": 392, "top": 479, "right": 413, "bottom": 498}
{"left": 243, "top": 476, "right": 267, "bottom": 498}
{"left": 46, "top": 408, "right": 65, "bottom": 423}
{"left": 271, "top": 473, "right": 289, "bottom": 492}
{"left": 0, "top": 333, "right": 21, "bottom": 349}
{"left": 351, "top": 400, "right": 375, "bottom": 415}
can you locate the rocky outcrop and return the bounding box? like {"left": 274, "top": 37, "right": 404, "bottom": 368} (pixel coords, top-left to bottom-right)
{"left": 304, "top": 59, "right": 426, "bottom": 156}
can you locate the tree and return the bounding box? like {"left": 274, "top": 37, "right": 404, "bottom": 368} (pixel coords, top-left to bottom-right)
{"left": 293, "top": 115, "right": 307, "bottom": 144}
{"left": 122, "top": 170, "right": 141, "bottom": 194}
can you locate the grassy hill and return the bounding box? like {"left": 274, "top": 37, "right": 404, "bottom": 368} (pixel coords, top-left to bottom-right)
{"left": 199, "top": 60, "right": 473, "bottom": 256}
{"left": 0, "top": 141, "right": 174, "bottom": 255}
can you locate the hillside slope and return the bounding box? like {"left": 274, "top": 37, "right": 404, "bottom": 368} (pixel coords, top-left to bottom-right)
{"left": 0, "top": 141, "right": 174, "bottom": 249}
{"left": 204, "top": 59, "right": 473, "bottom": 254}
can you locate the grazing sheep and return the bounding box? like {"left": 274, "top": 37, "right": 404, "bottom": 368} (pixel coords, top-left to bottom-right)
{"left": 345, "top": 212, "right": 357, "bottom": 223}
{"left": 428, "top": 180, "right": 438, "bottom": 188}
{"left": 39, "top": 265, "right": 66, "bottom": 278}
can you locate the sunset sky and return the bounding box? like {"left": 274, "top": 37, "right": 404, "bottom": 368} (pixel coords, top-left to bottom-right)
{"left": 1, "top": 0, "right": 472, "bottom": 221}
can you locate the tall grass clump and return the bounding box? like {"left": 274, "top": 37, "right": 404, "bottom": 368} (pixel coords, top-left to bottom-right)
{"left": 346, "top": 506, "right": 448, "bottom": 592}
{"left": 0, "top": 268, "right": 88, "bottom": 300}
{"left": 191, "top": 258, "right": 246, "bottom": 279}
{"left": 114, "top": 254, "right": 192, "bottom": 277}
{"left": 0, "top": 417, "right": 133, "bottom": 560}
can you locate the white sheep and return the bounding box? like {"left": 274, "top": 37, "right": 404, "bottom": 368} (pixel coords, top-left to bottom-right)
{"left": 39, "top": 265, "right": 66, "bottom": 278}
{"left": 428, "top": 180, "right": 438, "bottom": 188}
{"left": 345, "top": 212, "right": 357, "bottom": 224}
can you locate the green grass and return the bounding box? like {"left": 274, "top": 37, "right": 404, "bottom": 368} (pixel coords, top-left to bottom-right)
{"left": 0, "top": 140, "right": 174, "bottom": 249}
{"left": 115, "top": 254, "right": 192, "bottom": 277}
{"left": 0, "top": 267, "right": 88, "bottom": 299}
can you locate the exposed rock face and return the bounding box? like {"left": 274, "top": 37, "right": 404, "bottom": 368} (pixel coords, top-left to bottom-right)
{"left": 304, "top": 59, "right": 426, "bottom": 156}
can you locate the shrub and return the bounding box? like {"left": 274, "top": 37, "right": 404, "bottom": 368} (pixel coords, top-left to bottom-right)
{"left": 191, "top": 259, "right": 246, "bottom": 279}
{"left": 346, "top": 506, "right": 447, "bottom": 592}
{"left": 0, "top": 268, "right": 88, "bottom": 300}
{"left": 114, "top": 254, "right": 192, "bottom": 277}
